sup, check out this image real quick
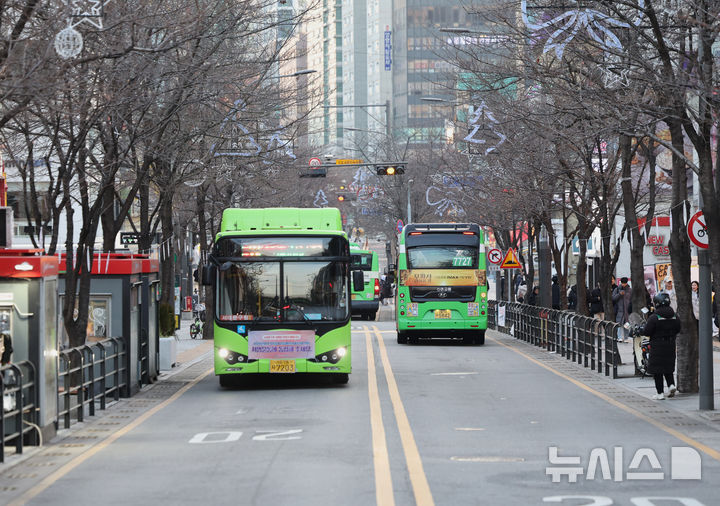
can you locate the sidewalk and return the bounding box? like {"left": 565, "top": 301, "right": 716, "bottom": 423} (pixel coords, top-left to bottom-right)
{"left": 163, "top": 319, "right": 213, "bottom": 374}
{"left": 612, "top": 337, "right": 720, "bottom": 421}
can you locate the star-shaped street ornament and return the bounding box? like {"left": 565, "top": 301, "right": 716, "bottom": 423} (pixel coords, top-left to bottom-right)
{"left": 70, "top": 0, "right": 105, "bottom": 29}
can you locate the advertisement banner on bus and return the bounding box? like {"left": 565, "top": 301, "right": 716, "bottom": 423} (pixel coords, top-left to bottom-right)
{"left": 248, "top": 330, "right": 316, "bottom": 359}
{"left": 399, "top": 269, "right": 486, "bottom": 286}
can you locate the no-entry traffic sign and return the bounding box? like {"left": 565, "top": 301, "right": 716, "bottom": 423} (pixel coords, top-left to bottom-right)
{"left": 487, "top": 248, "right": 502, "bottom": 265}
{"left": 687, "top": 210, "right": 709, "bottom": 249}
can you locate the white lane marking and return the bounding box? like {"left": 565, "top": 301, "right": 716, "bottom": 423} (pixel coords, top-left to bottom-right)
{"left": 430, "top": 372, "right": 478, "bottom": 376}
{"left": 455, "top": 427, "right": 486, "bottom": 431}
{"left": 253, "top": 429, "right": 303, "bottom": 441}
{"left": 189, "top": 431, "right": 243, "bottom": 444}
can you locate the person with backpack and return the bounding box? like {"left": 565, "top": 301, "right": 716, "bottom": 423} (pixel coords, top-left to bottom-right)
{"left": 644, "top": 292, "right": 681, "bottom": 400}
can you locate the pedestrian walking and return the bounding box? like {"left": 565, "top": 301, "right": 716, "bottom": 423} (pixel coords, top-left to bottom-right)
{"left": 567, "top": 284, "right": 577, "bottom": 311}
{"left": 644, "top": 292, "right": 680, "bottom": 400}
{"left": 612, "top": 277, "right": 632, "bottom": 328}
{"left": 551, "top": 275, "right": 560, "bottom": 310}
{"left": 516, "top": 280, "right": 527, "bottom": 303}
{"left": 588, "top": 282, "right": 604, "bottom": 320}
{"left": 527, "top": 286, "right": 540, "bottom": 306}
{"left": 661, "top": 279, "right": 677, "bottom": 311}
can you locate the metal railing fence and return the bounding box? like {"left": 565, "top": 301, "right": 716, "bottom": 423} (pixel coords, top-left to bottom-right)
{"left": 488, "top": 301, "right": 622, "bottom": 378}
{"left": 58, "top": 337, "right": 127, "bottom": 430}
{"left": 1, "top": 361, "right": 39, "bottom": 463}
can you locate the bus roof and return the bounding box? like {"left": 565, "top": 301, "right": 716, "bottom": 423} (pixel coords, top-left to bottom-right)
{"left": 399, "top": 223, "right": 483, "bottom": 245}
{"left": 219, "top": 208, "right": 343, "bottom": 234}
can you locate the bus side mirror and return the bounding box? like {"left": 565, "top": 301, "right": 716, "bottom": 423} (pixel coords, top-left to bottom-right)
{"left": 202, "top": 265, "right": 215, "bottom": 286}
{"left": 352, "top": 271, "right": 364, "bottom": 292}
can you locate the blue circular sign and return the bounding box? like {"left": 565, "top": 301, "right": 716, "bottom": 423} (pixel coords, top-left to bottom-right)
{"left": 396, "top": 219, "right": 404, "bottom": 233}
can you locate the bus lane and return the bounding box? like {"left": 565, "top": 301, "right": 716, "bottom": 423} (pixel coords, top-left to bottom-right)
{"left": 371, "top": 321, "right": 720, "bottom": 506}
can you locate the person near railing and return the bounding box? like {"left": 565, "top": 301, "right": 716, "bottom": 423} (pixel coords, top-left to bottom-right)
{"left": 0, "top": 331, "right": 11, "bottom": 366}
{"left": 612, "top": 277, "right": 632, "bottom": 329}
{"left": 516, "top": 280, "right": 527, "bottom": 303}
{"left": 588, "top": 282, "right": 604, "bottom": 320}
{"left": 527, "top": 285, "right": 539, "bottom": 306}
{"left": 644, "top": 292, "right": 680, "bottom": 400}
{"left": 551, "top": 276, "right": 560, "bottom": 309}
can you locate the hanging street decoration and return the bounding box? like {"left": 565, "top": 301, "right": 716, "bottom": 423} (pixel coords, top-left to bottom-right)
{"left": 54, "top": 26, "right": 84, "bottom": 59}
{"left": 313, "top": 190, "right": 329, "bottom": 208}
{"left": 463, "top": 101, "right": 506, "bottom": 155}
{"left": 55, "top": 0, "right": 109, "bottom": 59}
{"left": 425, "top": 186, "right": 465, "bottom": 217}
{"left": 520, "top": 0, "right": 645, "bottom": 61}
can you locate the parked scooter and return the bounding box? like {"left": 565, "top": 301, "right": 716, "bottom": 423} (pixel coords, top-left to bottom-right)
{"left": 625, "top": 310, "right": 651, "bottom": 377}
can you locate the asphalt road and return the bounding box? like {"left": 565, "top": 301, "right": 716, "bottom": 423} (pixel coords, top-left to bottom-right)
{"left": 2, "top": 321, "right": 719, "bottom": 506}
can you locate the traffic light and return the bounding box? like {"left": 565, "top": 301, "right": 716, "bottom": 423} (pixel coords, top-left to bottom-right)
{"left": 336, "top": 191, "right": 356, "bottom": 202}
{"left": 376, "top": 164, "right": 405, "bottom": 175}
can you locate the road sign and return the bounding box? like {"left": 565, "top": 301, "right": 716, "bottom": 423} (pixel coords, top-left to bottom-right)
{"left": 487, "top": 248, "right": 502, "bottom": 264}
{"left": 396, "top": 219, "right": 404, "bottom": 233}
{"left": 336, "top": 159, "right": 363, "bottom": 165}
{"left": 120, "top": 232, "right": 140, "bottom": 245}
{"left": 309, "top": 157, "right": 322, "bottom": 167}
{"left": 687, "top": 210, "right": 709, "bottom": 249}
{"left": 500, "top": 248, "right": 521, "bottom": 269}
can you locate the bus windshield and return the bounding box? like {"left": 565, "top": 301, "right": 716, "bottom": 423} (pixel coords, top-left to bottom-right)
{"left": 407, "top": 246, "right": 478, "bottom": 269}
{"left": 217, "top": 260, "right": 348, "bottom": 322}
{"left": 351, "top": 253, "right": 373, "bottom": 271}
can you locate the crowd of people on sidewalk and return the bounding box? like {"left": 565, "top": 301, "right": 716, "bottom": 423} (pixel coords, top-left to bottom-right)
{"left": 510, "top": 274, "right": 718, "bottom": 335}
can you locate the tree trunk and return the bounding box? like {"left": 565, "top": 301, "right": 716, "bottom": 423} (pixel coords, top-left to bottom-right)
{"left": 667, "top": 118, "right": 698, "bottom": 393}
{"left": 159, "top": 187, "right": 175, "bottom": 307}
{"left": 618, "top": 133, "right": 648, "bottom": 316}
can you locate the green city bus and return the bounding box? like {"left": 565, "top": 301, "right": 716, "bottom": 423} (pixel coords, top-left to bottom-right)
{"left": 204, "top": 208, "right": 352, "bottom": 386}
{"left": 395, "top": 223, "right": 488, "bottom": 345}
{"left": 350, "top": 243, "right": 380, "bottom": 320}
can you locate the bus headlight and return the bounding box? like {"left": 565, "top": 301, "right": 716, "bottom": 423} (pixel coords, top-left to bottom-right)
{"left": 218, "top": 348, "right": 230, "bottom": 358}
{"left": 311, "top": 347, "right": 348, "bottom": 365}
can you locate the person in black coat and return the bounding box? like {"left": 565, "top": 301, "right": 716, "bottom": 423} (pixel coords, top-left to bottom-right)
{"left": 527, "top": 286, "right": 539, "bottom": 306}
{"left": 588, "top": 282, "right": 604, "bottom": 319}
{"left": 644, "top": 292, "right": 681, "bottom": 400}
{"left": 551, "top": 275, "right": 560, "bottom": 309}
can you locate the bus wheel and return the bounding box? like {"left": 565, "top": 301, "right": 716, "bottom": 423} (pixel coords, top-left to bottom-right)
{"left": 474, "top": 331, "right": 486, "bottom": 345}
{"left": 397, "top": 332, "right": 407, "bottom": 344}
{"left": 219, "top": 375, "right": 239, "bottom": 388}
{"left": 332, "top": 373, "right": 349, "bottom": 384}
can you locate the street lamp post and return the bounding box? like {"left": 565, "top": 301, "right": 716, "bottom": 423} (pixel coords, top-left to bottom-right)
{"left": 407, "top": 179, "right": 414, "bottom": 224}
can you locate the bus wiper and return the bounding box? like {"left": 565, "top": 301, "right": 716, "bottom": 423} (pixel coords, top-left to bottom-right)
{"left": 282, "top": 302, "right": 313, "bottom": 326}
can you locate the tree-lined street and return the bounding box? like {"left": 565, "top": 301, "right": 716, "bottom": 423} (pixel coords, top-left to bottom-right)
{"left": 2, "top": 321, "right": 718, "bottom": 505}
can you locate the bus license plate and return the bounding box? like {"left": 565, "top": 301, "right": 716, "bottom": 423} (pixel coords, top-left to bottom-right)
{"left": 270, "top": 360, "right": 296, "bottom": 373}
{"left": 434, "top": 310, "right": 452, "bottom": 319}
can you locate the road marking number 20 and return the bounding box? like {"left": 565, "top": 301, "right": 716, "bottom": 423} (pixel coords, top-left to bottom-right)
{"left": 543, "top": 496, "right": 704, "bottom": 506}
{"left": 189, "top": 429, "right": 303, "bottom": 444}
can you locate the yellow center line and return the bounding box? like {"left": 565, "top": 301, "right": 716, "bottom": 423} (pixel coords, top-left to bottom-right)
{"left": 364, "top": 325, "right": 395, "bottom": 506}
{"left": 10, "top": 367, "right": 214, "bottom": 506}
{"left": 372, "top": 325, "right": 435, "bottom": 506}
{"left": 489, "top": 335, "right": 720, "bottom": 462}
